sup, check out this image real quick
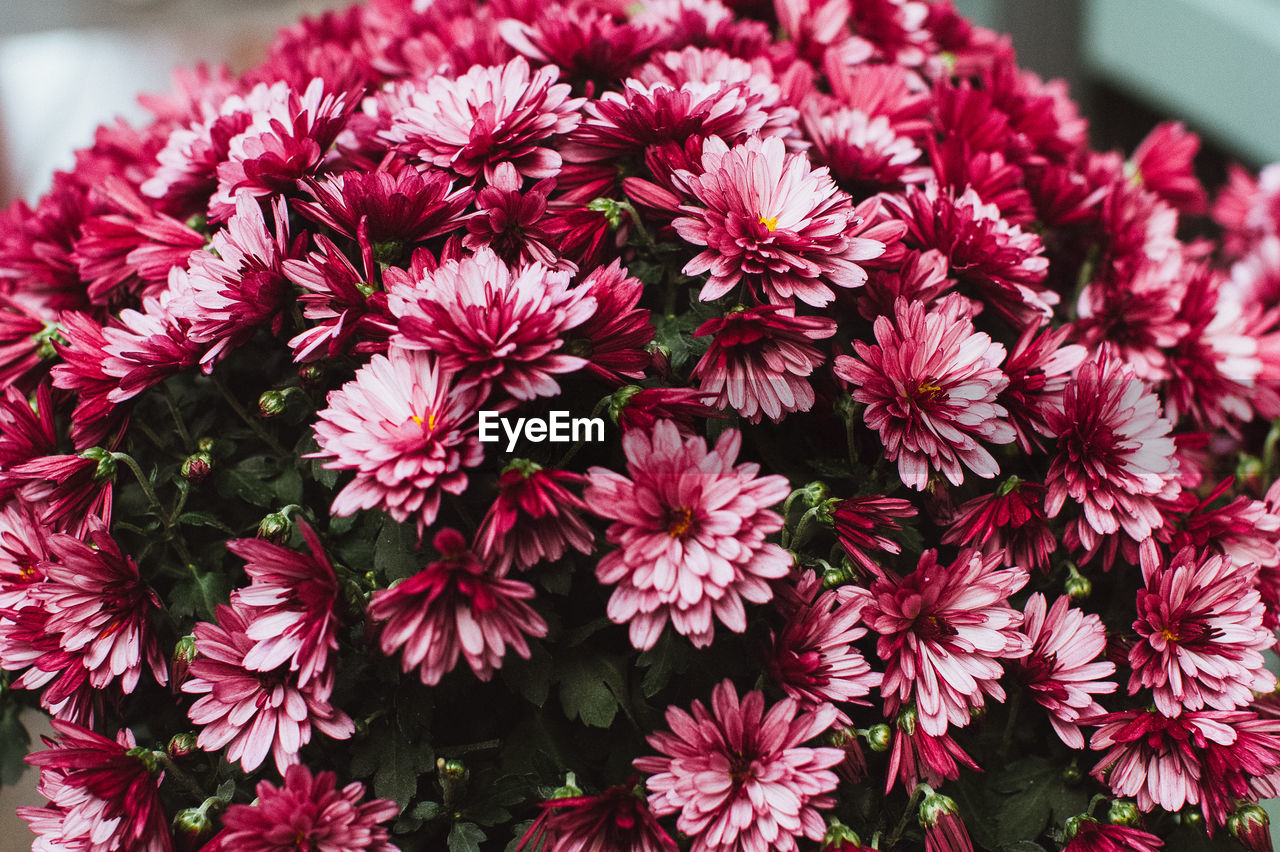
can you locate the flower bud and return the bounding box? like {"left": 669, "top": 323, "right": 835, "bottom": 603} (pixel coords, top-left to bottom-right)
{"left": 1106, "top": 798, "right": 1140, "bottom": 827}
{"left": 822, "top": 820, "right": 866, "bottom": 849}
{"left": 180, "top": 452, "right": 213, "bottom": 483}
{"left": 298, "top": 363, "right": 325, "bottom": 387}
{"left": 173, "top": 634, "right": 198, "bottom": 666}
{"left": 167, "top": 732, "right": 198, "bottom": 759}
{"left": 646, "top": 343, "right": 671, "bottom": 379}
{"left": 172, "top": 806, "right": 213, "bottom": 844}
{"left": 79, "top": 447, "right": 117, "bottom": 484}
{"left": 1064, "top": 564, "right": 1092, "bottom": 601}
{"left": 258, "top": 511, "right": 290, "bottom": 541}
{"left": 258, "top": 390, "right": 288, "bottom": 418}
{"left": 864, "top": 723, "right": 893, "bottom": 753}
{"left": 607, "top": 386, "right": 643, "bottom": 424}
{"left": 1061, "top": 764, "right": 1083, "bottom": 785}
{"left": 551, "top": 771, "right": 583, "bottom": 799}
{"left": 438, "top": 758, "right": 467, "bottom": 780}
{"left": 1229, "top": 803, "right": 1273, "bottom": 852}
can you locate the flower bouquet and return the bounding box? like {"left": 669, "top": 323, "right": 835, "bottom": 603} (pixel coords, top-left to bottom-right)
{"left": 4, "top": 0, "right": 1280, "bottom": 849}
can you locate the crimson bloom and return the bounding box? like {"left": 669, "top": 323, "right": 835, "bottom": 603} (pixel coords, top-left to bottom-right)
{"left": 1062, "top": 817, "right": 1163, "bottom": 852}
{"left": 584, "top": 420, "right": 791, "bottom": 650}
{"left": 367, "top": 528, "right": 547, "bottom": 685}
{"left": 691, "top": 304, "right": 835, "bottom": 423}
{"left": 203, "top": 764, "right": 399, "bottom": 852}
{"left": 942, "top": 478, "right": 1056, "bottom": 573}
{"left": 635, "top": 679, "right": 843, "bottom": 852}
{"left": 830, "top": 495, "right": 918, "bottom": 575}
{"left": 673, "top": 135, "right": 890, "bottom": 307}
{"left": 516, "top": 781, "right": 677, "bottom": 852}
{"left": 845, "top": 548, "right": 1029, "bottom": 735}
{"left": 20, "top": 720, "right": 171, "bottom": 852}
{"left": 474, "top": 462, "right": 594, "bottom": 574}
{"left": 834, "top": 296, "right": 1016, "bottom": 491}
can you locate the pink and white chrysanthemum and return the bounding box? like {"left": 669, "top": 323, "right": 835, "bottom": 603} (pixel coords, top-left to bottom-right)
{"left": 1014, "top": 593, "right": 1116, "bottom": 748}
{"left": 204, "top": 764, "right": 399, "bottom": 852}
{"left": 366, "top": 528, "right": 547, "bottom": 685}
{"left": 833, "top": 296, "right": 1016, "bottom": 491}
{"left": 310, "top": 348, "right": 486, "bottom": 537}
{"left": 516, "top": 782, "right": 678, "bottom": 852}
{"left": 942, "top": 478, "right": 1057, "bottom": 574}
{"left": 673, "top": 135, "right": 890, "bottom": 307}
{"left": 20, "top": 721, "right": 170, "bottom": 852}
{"left": 1089, "top": 709, "right": 1280, "bottom": 829}
{"left": 474, "top": 462, "right": 594, "bottom": 574}
{"left": 1062, "top": 818, "right": 1163, "bottom": 852}
{"left": 387, "top": 247, "right": 595, "bottom": 400}
{"left": 635, "top": 680, "right": 843, "bottom": 852}
{"left": 36, "top": 517, "right": 168, "bottom": 695}
{"left": 226, "top": 518, "right": 341, "bottom": 693}
{"left": 803, "top": 106, "right": 926, "bottom": 192}
{"left": 691, "top": 304, "right": 835, "bottom": 423}
{"left": 1129, "top": 546, "right": 1275, "bottom": 715}
{"left": 844, "top": 548, "right": 1030, "bottom": 735}
{"left": 584, "top": 420, "right": 792, "bottom": 651}
{"left": 0, "top": 500, "right": 49, "bottom": 610}
{"left": 382, "top": 56, "right": 582, "bottom": 183}
{"left": 1043, "top": 349, "right": 1181, "bottom": 556}
{"left": 768, "top": 569, "right": 881, "bottom": 725}
{"left": 885, "top": 705, "right": 979, "bottom": 795}
{"left": 183, "top": 604, "right": 354, "bottom": 774}
{"left": 830, "top": 495, "right": 918, "bottom": 575}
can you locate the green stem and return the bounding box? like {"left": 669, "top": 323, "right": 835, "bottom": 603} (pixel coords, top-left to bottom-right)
{"left": 156, "top": 753, "right": 206, "bottom": 801}
{"left": 160, "top": 383, "right": 194, "bottom": 452}
{"left": 999, "top": 689, "right": 1022, "bottom": 760}
{"left": 211, "top": 373, "right": 289, "bottom": 457}
{"left": 885, "top": 785, "right": 926, "bottom": 849}
{"left": 112, "top": 452, "right": 194, "bottom": 566}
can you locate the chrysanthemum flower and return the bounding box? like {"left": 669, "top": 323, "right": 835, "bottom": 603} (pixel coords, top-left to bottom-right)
{"left": 635, "top": 679, "right": 843, "bottom": 852}
{"left": 204, "top": 764, "right": 399, "bottom": 852}
{"left": 999, "top": 324, "right": 1087, "bottom": 453}
{"left": 845, "top": 548, "right": 1029, "bottom": 735}
{"left": 0, "top": 500, "right": 48, "bottom": 611}
{"left": 1044, "top": 349, "right": 1180, "bottom": 558}
{"left": 942, "top": 478, "right": 1056, "bottom": 573}
{"left": 387, "top": 247, "right": 595, "bottom": 400}
{"left": 1129, "top": 546, "right": 1275, "bottom": 715}
{"left": 36, "top": 517, "right": 168, "bottom": 695}
{"left": 768, "top": 569, "right": 881, "bottom": 724}
{"left": 884, "top": 705, "right": 979, "bottom": 795}
{"left": 516, "top": 781, "right": 678, "bottom": 852}
{"left": 673, "top": 135, "right": 889, "bottom": 307}
{"left": 283, "top": 233, "right": 396, "bottom": 362}
{"left": 96, "top": 288, "right": 205, "bottom": 404}
{"left": 830, "top": 495, "right": 917, "bottom": 575}
{"left": 226, "top": 519, "right": 341, "bottom": 693}
{"left": 1014, "top": 593, "right": 1115, "bottom": 748}
{"left": 367, "top": 528, "right": 547, "bottom": 685}
{"left": 691, "top": 304, "right": 834, "bottom": 423}
{"left": 584, "top": 420, "right": 791, "bottom": 651}
{"left": 803, "top": 106, "right": 926, "bottom": 193}
{"left": 563, "top": 260, "right": 654, "bottom": 384}
{"left": 382, "top": 56, "right": 581, "bottom": 182}
{"left": 0, "top": 295, "right": 56, "bottom": 392}
{"left": 183, "top": 604, "right": 354, "bottom": 773}
{"left": 474, "top": 462, "right": 594, "bottom": 574}
{"left": 1074, "top": 260, "right": 1189, "bottom": 383}
{"left": 1089, "top": 709, "right": 1280, "bottom": 829}
{"left": 463, "top": 163, "right": 563, "bottom": 269}
{"left": 833, "top": 296, "right": 1016, "bottom": 491}
{"left": 611, "top": 387, "right": 718, "bottom": 435}
{"left": 1128, "top": 121, "right": 1207, "bottom": 213}
{"left": 919, "top": 791, "right": 975, "bottom": 852}
{"left": 19, "top": 721, "right": 170, "bottom": 852}
{"left": 309, "top": 348, "right": 486, "bottom": 537}
{"left": 296, "top": 167, "right": 471, "bottom": 245}
{"left": 1062, "top": 817, "right": 1163, "bottom": 852}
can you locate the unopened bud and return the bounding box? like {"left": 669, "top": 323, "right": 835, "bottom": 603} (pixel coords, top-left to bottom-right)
{"left": 1065, "top": 564, "right": 1092, "bottom": 601}
{"left": 79, "top": 447, "right": 116, "bottom": 484}
{"left": 646, "top": 343, "right": 671, "bottom": 378}
{"left": 167, "top": 733, "right": 198, "bottom": 759}
{"left": 172, "top": 806, "right": 213, "bottom": 842}
{"left": 258, "top": 511, "right": 290, "bottom": 541}
{"left": 298, "top": 363, "right": 325, "bottom": 387}
{"left": 173, "top": 635, "right": 198, "bottom": 667}
{"left": 1061, "top": 764, "right": 1083, "bottom": 785}
{"left": 258, "top": 390, "right": 288, "bottom": 418}
{"left": 180, "top": 452, "right": 213, "bottom": 483}
{"left": 1106, "top": 798, "right": 1140, "bottom": 827}
{"left": 438, "top": 758, "right": 467, "bottom": 780}
{"left": 864, "top": 723, "right": 893, "bottom": 753}
{"left": 1229, "top": 802, "right": 1272, "bottom": 852}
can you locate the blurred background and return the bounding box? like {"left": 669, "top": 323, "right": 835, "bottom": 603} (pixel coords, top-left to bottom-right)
{"left": 2, "top": 0, "right": 1279, "bottom": 843}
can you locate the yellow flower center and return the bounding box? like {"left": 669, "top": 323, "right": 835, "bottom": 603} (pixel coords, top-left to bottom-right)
{"left": 914, "top": 382, "right": 944, "bottom": 403}
{"left": 411, "top": 412, "right": 438, "bottom": 430}
{"left": 758, "top": 215, "right": 778, "bottom": 232}
{"left": 668, "top": 506, "right": 694, "bottom": 538}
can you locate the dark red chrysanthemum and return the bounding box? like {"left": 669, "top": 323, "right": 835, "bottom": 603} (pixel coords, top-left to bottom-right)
{"left": 830, "top": 495, "right": 917, "bottom": 574}
{"left": 475, "top": 462, "right": 594, "bottom": 574}
{"left": 516, "top": 781, "right": 678, "bottom": 852}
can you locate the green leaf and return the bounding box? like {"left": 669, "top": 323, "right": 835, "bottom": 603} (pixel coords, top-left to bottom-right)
{"left": 373, "top": 732, "right": 428, "bottom": 808}
{"left": 557, "top": 653, "right": 627, "bottom": 728}
{"left": 503, "top": 644, "right": 553, "bottom": 707}
{"left": 215, "top": 455, "right": 281, "bottom": 507}
{"left": 637, "top": 632, "right": 690, "bottom": 698}
{"left": 176, "top": 511, "right": 236, "bottom": 535}
{"left": 0, "top": 703, "right": 29, "bottom": 785}
{"left": 447, "top": 822, "right": 486, "bottom": 852}
{"left": 410, "top": 801, "right": 444, "bottom": 821}
{"left": 375, "top": 516, "right": 421, "bottom": 582}
{"left": 273, "top": 465, "right": 303, "bottom": 504}
{"left": 170, "top": 569, "right": 232, "bottom": 620}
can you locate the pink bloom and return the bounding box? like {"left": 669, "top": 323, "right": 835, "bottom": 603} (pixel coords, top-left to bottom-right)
{"left": 1044, "top": 349, "right": 1180, "bottom": 557}
{"left": 564, "top": 260, "right": 654, "bottom": 384}
{"left": 919, "top": 792, "right": 974, "bottom": 852}
{"left": 1130, "top": 546, "right": 1275, "bottom": 715}
{"left": 673, "top": 135, "right": 889, "bottom": 307}
{"left": 802, "top": 105, "right": 926, "bottom": 193}
{"left": 830, "top": 495, "right": 917, "bottom": 574}
{"left": 1128, "top": 121, "right": 1206, "bottom": 213}
{"left": 474, "top": 462, "right": 594, "bottom": 574}
{"left": 204, "top": 764, "right": 399, "bottom": 852}
{"left": 999, "top": 323, "right": 1087, "bottom": 453}
{"left": 846, "top": 548, "right": 1029, "bottom": 735}
{"left": 884, "top": 705, "right": 979, "bottom": 795}
{"left": 1063, "top": 818, "right": 1163, "bottom": 852}
{"left": 942, "top": 478, "right": 1056, "bottom": 573}
{"left": 310, "top": 348, "right": 486, "bottom": 537}
{"left": 516, "top": 782, "right": 678, "bottom": 852}
{"left": 387, "top": 247, "right": 595, "bottom": 400}
{"left": 283, "top": 233, "right": 396, "bottom": 362}
{"left": 226, "top": 519, "right": 341, "bottom": 692}
{"left": 20, "top": 721, "right": 171, "bottom": 852}
{"left": 98, "top": 289, "right": 205, "bottom": 404}
{"left": 49, "top": 311, "right": 126, "bottom": 447}
{"left": 1014, "top": 593, "right": 1116, "bottom": 748}
{"left": 296, "top": 167, "right": 471, "bottom": 245}
{"left": 0, "top": 500, "right": 48, "bottom": 610}
{"left": 383, "top": 56, "right": 581, "bottom": 182}
{"left": 6, "top": 450, "right": 114, "bottom": 537}
{"left": 183, "top": 604, "right": 354, "bottom": 774}
{"left": 691, "top": 304, "right": 835, "bottom": 423}
{"left": 1074, "top": 259, "right": 1189, "bottom": 383}
{"left": 367, "top": 528, "right": 547, "bottom": 685}
{"left": 1089, "top": 709, "right": 1280, "bottom": 829}
{"left": 635, "top": 680, "right": 843, "bottom": 852}
{"left": 612, "top": 387, "right": 719, "bottom": 435}
{"left": 36, "top": 517, "right": 168, "bottom": 694}
{"left": 833, "top": 296, "right": 1016, "bottom": 491}
{"left": 584, "top": 421, "right": 792, "bottom": 651}
{"left": 463, "top": 163, "right": 564, "bottom": 268}
{"left": 0, "top": 295, "right": 56, "bottom": 392}
{"left": 768, "top": 569, "right": 881, "bottom": 724}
